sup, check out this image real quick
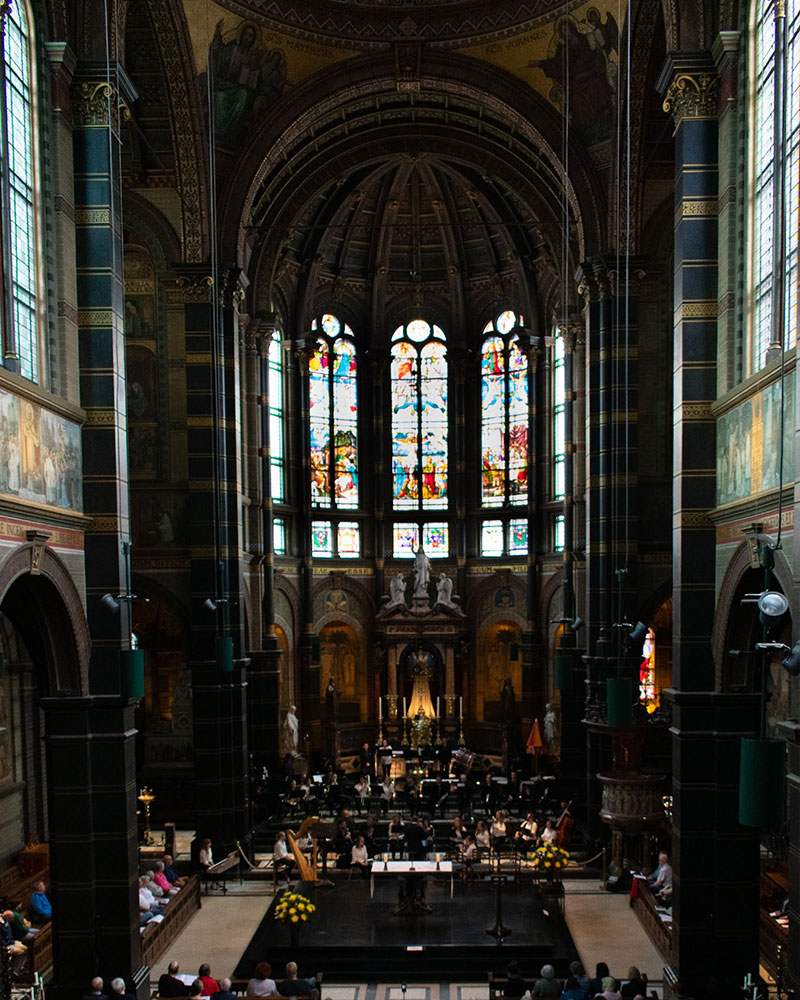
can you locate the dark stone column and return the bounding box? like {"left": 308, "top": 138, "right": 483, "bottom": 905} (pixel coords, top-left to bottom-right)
{"left": 72, "top": 64, "right": 137, "bottom": 694}
{"left": 779, "top": 720, "right": 800, "bottom": 993}
{"left": 43, "top": 696, "right": 147, "bottom": 1000}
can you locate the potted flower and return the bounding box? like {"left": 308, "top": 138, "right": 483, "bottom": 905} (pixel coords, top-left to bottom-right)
{"left": 274, "top": 889, "right": 316, "bottom": 947}
{"left": 530, "top": 845, "right": 570, "bottom": 882}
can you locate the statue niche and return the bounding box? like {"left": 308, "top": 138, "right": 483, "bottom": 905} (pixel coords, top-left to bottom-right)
{"left": 476, "top": 622, "right": 522, "bottom": 723}
{"left": 401, "top": 643, "right": 440, "bottom": 748}
{"left": 318, "top": 623, "right": 366, "bottom": 722}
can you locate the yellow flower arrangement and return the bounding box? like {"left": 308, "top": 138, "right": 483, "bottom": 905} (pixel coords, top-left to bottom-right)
{"left": 274, "top": 890, "right": 316, "bottom": 926}
{"left": 530, "top": 845, "right": 570, "bottom": 872}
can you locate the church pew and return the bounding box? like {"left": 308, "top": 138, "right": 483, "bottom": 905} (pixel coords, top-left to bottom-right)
{"left": 629, "top": 883, "right": 671, "bottom": 959}
{"left": 141, "top": 874, "right": 202, "bottom": 968}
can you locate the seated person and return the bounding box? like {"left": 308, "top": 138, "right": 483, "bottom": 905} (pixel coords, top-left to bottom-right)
{"left": 491, "top": 810, "right": 508, "bottom": 845}
{"left": 503, "top": 960, "right": 527, "bottom": 997}
{"left": 354, "top": 774, "right": 370, "bottom": 815}
{"left": 647, "top": 851, "right": 672, "bottom": 903}
{"left": 449, "top": 815, "right": 467, "bottom": 849}
{"left": 212, "top": 979, "right": 237, "bottom": 1000}
{"left": 153, "top": 861, "right": 177, "bottom": 896}
{"left": 30, "top": 880, "right": 52, "bottom": 923}
{"left": 197, "top": 964, "right": 219, "bottom": 997}
{"left": 188, "top": 982, "right": 204, "bottom": 1000}
{"left": 475, "top": 820, "right": 491, "bottom": 851}
{"left": 531, "top": 964, "right": 561, "bottom": 998}
{"left": 162, "top": 854, "right": 187, "bottom": 888}
{"left": 388, "top": 813, "right": 404, "bottom": 859}
{"left": 273, "top": 832, "right": 295, "bottom": 881}
{"left": 110, "top": 977, "right": 136, "bottom": 1000}
{"left": 351, "top": 835, "right": 371, "bottom": 877}
{"left": 197, "top": 839, "right": 214, "bottom": 870}
{"left": 3, "top": 907, "right": 37, "bottom": 942}
{"left": 138, "top": 875, "right": 165, "bottom": 922}
{"left": 247, "top": 962, "right": 278, "bottom": 997}
{"left": 158, "top": 961, "right": 191, "bottom": 997}
{"left": 539, "top": 819, "right": 557, "bottom": 846}
{"left": 515, "top": 812, "right": 538, "bottom": 852}
{"left": 276, "top": 962, "right": 320, "bottom": 1000}
{"left": 1, "top": 910, "right": 28, "bottom": 975}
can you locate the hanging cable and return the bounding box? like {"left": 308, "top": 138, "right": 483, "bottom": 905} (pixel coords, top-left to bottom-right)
{"left": 775, "top": 0, "right": 789, "bottom": 549}
{"left": 624, "top": 0, "right": 632, "bottom": 569}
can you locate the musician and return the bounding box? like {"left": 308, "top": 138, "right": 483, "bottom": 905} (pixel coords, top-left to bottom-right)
{"left": 198, "top": 838, "right": 213, "bottom": 870}
{"left": 380, "top": 775, "right": 395, "bottom": 815}
{"left": 403, "top": 817, "right": 427, "bottom": 861}
{"left": 333, "top": 819, "right": 353, "bottom": 868}
{"left": 325, "top": 772, "right": 342, "bottom": 812}
{"left": 490, "top": 810, "right": 508, "bottom": 849}
{"left": 421, "top": 818, "right": 435, "bottom": 854}
{"left": 449, "top": 814, "right": 467, "bottom": 849}
{"left": 354, "top": 774, "right": 370, "bottom": 816}
{"left": 350, "top": 835, "right": 371, "bottom": 877}
{"left": 388, "top": 813, "right": 404, "bottom": 858}
{"left": 515, "top": 811, "right": 538, "bottom": 853}
{"left": 505, "top": 770, "right": 521, "bottom": 815}
{"left": 475, "top": 819, "right": 491, "bottom": 852}
{"left": 483, "top": 773, "right": 498, "bottom": 814}
{"left": 273, "top": 832, "right": 295, "bottom": 881}
{"left": 539, "top": 818, "right": 557, "bottom": 846}
{"left": 379, "top": 738, "right": 394, "bottom": 779}
{"left": 359, "top": 741, "right": 374, "bottom": 777}
{"left": 556, "top": 800, "right": 575, "bottom": 850}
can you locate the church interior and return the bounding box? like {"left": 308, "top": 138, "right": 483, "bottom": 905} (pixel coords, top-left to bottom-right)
{"left": 1, "top": 0, "right": 799, "bottom": 997}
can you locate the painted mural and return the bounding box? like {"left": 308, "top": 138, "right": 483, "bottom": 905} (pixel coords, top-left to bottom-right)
{"left": 476, "top": 621, "right": 522, "bottom": 721}
{"left": 457, "top": 1, "right": 621, "bottom": 147}
{"left": 717, "top": 374, "right": 794, "bottom": 505}
{"left": 184, "top": 0, "right": 359, "bottom": 140}
{"left": 124, "top": 250, "right": 156, "bottom": 340}
{"left": 0, "top": 387, "right": 82, "bottom": 511}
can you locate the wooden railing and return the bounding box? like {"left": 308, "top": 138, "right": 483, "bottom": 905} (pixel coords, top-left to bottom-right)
{"left": 141, "top": 875, "right": 202, "bottom": 968}
{"left": 629, "top": 883, "right": 671, "bottom": 960}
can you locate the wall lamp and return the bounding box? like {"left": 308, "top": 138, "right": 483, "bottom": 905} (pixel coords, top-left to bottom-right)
{"left": 612, "top": 621, "right": 647, "bottom": 643}
{"left": 100, "top": 592, "right": 149, "bottom": 613}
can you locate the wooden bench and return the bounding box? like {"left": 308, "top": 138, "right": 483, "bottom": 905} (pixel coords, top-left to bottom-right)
{"left": 228, "top": 973, "right": 322, "bottom": 997}
{"left": 141, "top": 874, "right": 202, "bottom": 968}
{"left": 629, "top": 881, "right": 671, "bottom": 960}
{"left": 0, "top": 858, "right": 53, "bottom": 983}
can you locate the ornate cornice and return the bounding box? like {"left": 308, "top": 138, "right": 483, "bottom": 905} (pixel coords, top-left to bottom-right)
{"left": 662, "top": 71, "right": 719, "bottom": 124}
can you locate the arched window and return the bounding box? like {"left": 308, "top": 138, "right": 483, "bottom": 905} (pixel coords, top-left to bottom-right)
{"left": 2, "top": 1, "right": 40, "bottom": 383}
{"left": 391, "top": 319, "right": 448, "bottom": 511}
{"left": 268, "top": 329, "right": 284, "bottom": 503}
{"left": 309, "top": 314, "right": 359, "bottom": 510}
{"left": 751, "top": 0, "right": 800, "bottom": 369}
{"left": 480, "top": 310, "right": 528, "bottom": 507}
{"left": 552, "top": 329, "right": 566, "bottom": 500}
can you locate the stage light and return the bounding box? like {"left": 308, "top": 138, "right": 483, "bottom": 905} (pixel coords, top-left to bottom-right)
{"left": 783, "top": 641, "right": 800, "bottom": 676}
{"left": 100, "top": 593, "right": 120, "bottom": 613}
{"left": 204, "top": 598, "right": 218, "bottom": 613}
{"left": 569, "top": 616, "right": 584, "bottom": 633}
{"left": 628, "top": 621, "right": 647, "bottom": 644}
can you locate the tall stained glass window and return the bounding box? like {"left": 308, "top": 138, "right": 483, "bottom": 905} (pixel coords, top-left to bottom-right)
{"left": 481, "top": 311, "right": 528, "bottom": 507}
{"left": 553, "top": 330, "right": 566, "bottom": 500}
{"left": 269, "top": 329, "right": 284, "bottom": 503}
{"left": 309, "top": 314, "right": 359, "bottom": 509}
{"left": 2, "top": 1, "right": 40, "bottom": 383}
{"left": 751, "top": 0, "right": 800, "bottom": 369}
{"left": 391, "top": 319, "right": 448, "bottom": 510}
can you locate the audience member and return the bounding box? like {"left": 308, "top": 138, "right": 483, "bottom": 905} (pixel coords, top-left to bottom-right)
{"left": 276, "top": 961, "right": 319, "bottom": 1000}
{"left": 212, "top": 979, "right": 237, "bottom": 1000}
{"left": 561, "top": 978, "right": 589, "bottom": 1000}
{"left": 188, "top": 981, "right": 204, "bottom": 999}
{"left": 198, "top": 964, "right": 219, "bottom": 996}
{"left": 138, "top": 876, "right": 165, "bottom": 923}
{"left": 30, "top": 880, "right": 52, "bottom": 922}
{"left": 162, "top": 855, "right": 187, "bottom": 888}
{"left": 158, "top": 961, "right": 191, "bottom": 997}
{"left": 597, "top": 978, "right": 622, "bottom": 1000}
{"left": 110, "top": 977, "right": 136, "bottom": 1000}
{"left": 620, "top": 968, "right": 646, "bottom": 999}
{"left": 247, "top": 961, "right": 278, "bottom": 997}
{"left": 569, "top": 962, "right": 590, "bottom": 994}
{"left": 532, "top": 965, "right": 561, "bottom": 997}
{"left": 587, "top": 963, "right": 610, "bottom": 996}
{"left": 503, "top": 960, "right": 527, "bottom": 997}
{"left": 1, "top": 909, "right": 27, "bottom": 975}
{"left": 82, "top": 977, "right": 108, "bottom": 1000}
{"left": 153, "top": 862, "right": 176, "bottom": 896}
{"left": 647, "top": 852, "right": 672, "bottom": 902}
{"left": 3, "top": 907, "right": 37, "bottom": 942}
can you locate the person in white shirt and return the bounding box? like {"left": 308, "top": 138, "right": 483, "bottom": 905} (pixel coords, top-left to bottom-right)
{"left": 380, "top": 776, "right": 395, "bottom": 815}
{"left": 354, "top": 774, "right": 370, "bottom": 815}
{"left": 273, "top": 831, "right": 295, "bottom": 881}
{"left": 490, "top": 810, "right": 507, "bottom": 845}
{"left": 351, "top": 835, "right": 370, "bottom": 877}
{"left": 648, "top": 851, "right": 672, "bottom": 903}
{"left": 198, "top": 838, "right": 213, "bottom": 869}
{"left": 137, "top": 875, "right": 164, "bottom": 923}
{"left": 540, "top": 818, "right": 557, "bottom": 845}
{"left": 515, "top": 811, "right": 538, "bottom": 853}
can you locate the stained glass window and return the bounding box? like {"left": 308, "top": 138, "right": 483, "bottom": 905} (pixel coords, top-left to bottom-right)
{"left": 481, "top": 312, "right": 528, "bottom": 507}
{"left": 273, "top": 517, "right": 286, "bottom": 555}
{"left": 311, "top": 519, "right": 360, "bottom": 558}
{"left": 553, "top": 331, "right": 566, "bottom": 500}
{"left": 509, "top": 519, "right": 528, "bottom": 554}
{"left": 554, "top": 514, "right": 565, "bottom": 552}
{"left": 752, "top": 0, "right": 800, "bottom": 369}
{"left": 309, "top": 315, "right": 359, "bottom": 509}
{"left": 337, "top": 522, "right": 360, "bottom": 558}
{"left": 311, "top": 520, "right": 334, "bottom": 557}
{"left": 269, "top": 330, "right": 284, "bottom": 502}
{"left": 481, "top": 520, "right": 504, "bottom": 556}
{"left": 639, "top": 627, "right": 658, "bottom": 712}
{"left": 393, "top": 522, "right": 450, "bottom": 558}
{"left": 391, "top": 320, "right": 448, "bottom": 510}
{"left": 2, "top": 1, "right": 39, "bottom": 382}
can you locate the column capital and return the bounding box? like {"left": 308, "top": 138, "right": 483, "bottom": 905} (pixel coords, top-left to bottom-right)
{"left": 172, "top": 264, "right": 214, "bottom": 304}
{"left": 657, "top": 52, "right": 718, "bottom": 127}
{"left": 576, "top": 259, "right": 611, "bottom": 302}
{"left": 72, "top": 61, "right": 138, "bottom": 134}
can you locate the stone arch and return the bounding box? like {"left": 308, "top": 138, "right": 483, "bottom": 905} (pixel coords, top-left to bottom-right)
{"left": 0, "top": 542, "right": 90, "bottom": 696}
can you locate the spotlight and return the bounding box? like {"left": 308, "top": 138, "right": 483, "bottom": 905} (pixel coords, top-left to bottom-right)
{"left": 100, "top": 593, "right": 120, "bottom": 613}
{"left": 783, "top": 641, "right": 800, "bottom": 676}
{"left": 758, "top": 591, "right": 789, "bottom": 618}
{"left": 204, "top": 598, "right": 218, "bottom": 613}
{"left": 569, "top": 616, "right": 585, "bottom": 633}
{"left": 628, "top": 621, "right": 647, "bottom": 644}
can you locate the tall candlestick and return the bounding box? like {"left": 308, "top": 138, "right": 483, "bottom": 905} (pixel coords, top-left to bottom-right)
{"left": 459, "top": 695, "right": 463, "bottom": 718}
{"left": 403, "top": 696, "right": 407, "bottom": 718}
{"left": 379, "top": 696, "right": 383, "bottom": 721}
{"left": 436, "top": 696, "right": 440, "bottom": 719}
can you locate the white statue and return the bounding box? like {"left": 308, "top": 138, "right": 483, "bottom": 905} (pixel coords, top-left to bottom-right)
{"left": 284, "top": 705, "right": 299, "bottom": 753}
{"left": 388, "top": 571, "right": 407, "bottom": 606}
{"left": 543, "top": 703, "right": 557, "bottom": 748}
{"left": 436, "top": 571, "right": 456, "bottom": 607}
{"left": 412, "top": 545, "right": 431, "bottom": 597}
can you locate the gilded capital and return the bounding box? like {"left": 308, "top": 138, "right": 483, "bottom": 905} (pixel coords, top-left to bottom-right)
{"left": 73, "top": 80, "right": 130, "bottom": 133}
{"left": 662, "top": 72, "right": 719, "bottom": 125}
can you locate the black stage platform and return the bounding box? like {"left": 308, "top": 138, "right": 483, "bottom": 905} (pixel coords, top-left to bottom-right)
{"left": 234, "top": 878, "right": 579, "bottom": 982}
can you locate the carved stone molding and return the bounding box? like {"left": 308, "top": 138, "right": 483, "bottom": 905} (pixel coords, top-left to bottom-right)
{"left": 662, "top": 71, "right": 719, "bottom": 124}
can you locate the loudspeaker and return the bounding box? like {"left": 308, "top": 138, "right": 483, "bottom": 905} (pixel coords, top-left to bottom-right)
{"left": 120, "top": 648, "right": 145, "bottom": 700}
